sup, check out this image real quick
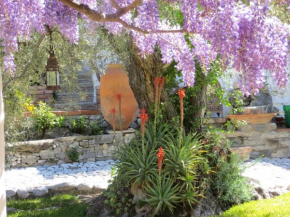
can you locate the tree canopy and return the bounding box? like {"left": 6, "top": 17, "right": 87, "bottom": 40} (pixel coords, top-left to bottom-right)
{"left": 0, "top": 0, "right": 290, "bottom": 95}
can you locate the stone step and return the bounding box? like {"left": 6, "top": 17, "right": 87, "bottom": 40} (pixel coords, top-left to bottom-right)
{"left": 230, "top": 146, "right": 253, "bottom": 161}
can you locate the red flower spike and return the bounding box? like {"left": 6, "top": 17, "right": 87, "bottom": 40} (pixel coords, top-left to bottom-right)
{"left": 139, "top": 108, "right": 148, "bottom": 138}
{"left": 155, "top": 77, "right": 160, "bottom": 87}
{"left": 157, "top": 147, "right": 165, "bottom": 174}
{"left": 159, "top": 77, "right": 165, "bottom": 92}
{"left": 110, "top": 107, "right": 116, "bottom": 115}
{"left": 116, "top": 93, "right": 123, "bottom": 101}
{"left": 178, "top": 89, "right": 185, "bottom": 100}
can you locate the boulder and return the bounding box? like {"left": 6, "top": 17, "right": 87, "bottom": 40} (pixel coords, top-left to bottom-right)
{"left": 39, "top": 150, "right": 55, "bottom": 159}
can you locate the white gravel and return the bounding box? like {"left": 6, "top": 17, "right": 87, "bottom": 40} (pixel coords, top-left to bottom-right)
{"left": 4, "top": 158, "right": 290, "bottom": 199}
{"left": 5, "top": 160, "right": 115, "bottom": 198}
{"left": 243, "top": 158, "right": 290, "bottom": 197}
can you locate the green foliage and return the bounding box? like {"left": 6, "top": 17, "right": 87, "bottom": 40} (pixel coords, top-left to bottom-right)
{"left": 103, "top": 181, "right": 134, "bottom": 216}
{"left": 55, "top": 116, "right": 66, "bottom": 128}
{"left": 89, "top": 120, "right": 103, "bottom": 135}
{"left": 217, "top": 192, "right": 290, "bottom": 217}
{"left": 31, "top": 101, "right": 57, "bottom": 138}
{"left": 117, "top": 142, "right": 157, "bottom": 187}
{"left": 7, "top": 194, "right": 89, "bottom": 217}
{"left": 163, "top": 60, "right": 223, "bottom": 131}
{"left": 211, "top": 154, "right": 253, "bottom": 205}
{"left": 145, "top": 175, "right": 182, "bottom": 215}
{"left": 69, "top": 116, "right": 87, "bottom": 134}
{"left": 66, "top": 147, "right": 80, "bottom": 162}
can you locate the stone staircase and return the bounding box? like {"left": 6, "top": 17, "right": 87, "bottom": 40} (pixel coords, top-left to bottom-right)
{"left": 54, "top": 73, "right": 99, "bottom": 111}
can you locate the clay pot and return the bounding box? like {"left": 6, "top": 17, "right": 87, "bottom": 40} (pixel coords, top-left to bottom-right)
{"left": 227, "top": 113, "right": 276, "bottom": 125}
{"left": 100, "top": 64, "right": 139, "bottom": 130}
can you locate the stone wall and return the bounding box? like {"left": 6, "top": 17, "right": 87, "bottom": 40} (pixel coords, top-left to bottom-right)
{"left": 226, "top": 123, "right": 290, "bottom": 158}
{"left": 6, "top": 131, "right": 135, "bottom": 168}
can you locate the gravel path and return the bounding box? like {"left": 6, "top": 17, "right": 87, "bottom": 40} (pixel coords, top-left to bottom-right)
{"left": 243, "top": 158, "right": 290, "bottom": 198}
{"left": 5, "top": 160, "right": 115, "bottom": 199}
{"left": 5, "top": 158, "right": 290, "bottom": 199}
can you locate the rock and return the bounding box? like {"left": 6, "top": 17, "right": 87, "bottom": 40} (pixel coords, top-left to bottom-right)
{"left": 33, "top": 187, "right": 48, "bottom": 197}
{"left": 101, "top": 135, "right": 114, "bottom": 144}
{"left": 17, "top": 189, "right": 30, "bottom": 199}
{"left": 77, "top": 183, "right": 94, "bottom": 191}
{"left": 102, "top": 143, "right": 108, "bottom": 150}
{"left": 250, "top": 89, "right": 273, "bottom": 107}
{"left": 57, "top": 160, "right": 66, "bottom": 165}
{"left": 253, "top": 123, "right": 277, "bottom": 132}
{"left": 37, "top": 160, "right": 46, "bottom": 165}
{"left": 50, "top": 183, "right": 76, "bottom": 192}
{"left": 271, "top": 149, "right": 290, "bottom": 158}
{"left": 54, "top": 146, "right": 62, "bottom": 154}
{"left": 230, "top": 147, "right": 253, "bottom": 161}
{"left": 6, "top": 190, "right": 16, "bottom": 198}
{"left": 7, "top": 207, "right": 21, "bottom": 214}
{"left": 191, "top": 192, "right": 223, "bottom": 217}
{"left": 132, "top": 188, "right": 146, "bottom": 204}
{"left": 39, "top": 150, "right": 55, "bottom": 160}
{"left": 80, "top": 140, "right": 89, "bottom": 148}
{"left": 22, "top": 155, "right": 39, "bottom": 165}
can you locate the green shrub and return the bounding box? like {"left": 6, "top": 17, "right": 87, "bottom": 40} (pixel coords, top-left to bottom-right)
{"left": 66, "top": 147, "right": 80, "bottom": 162}
{"left": 211, "top": 154, "right": 253, "bottom": 205}
{"left": 69, "top": 116, "right": 87, "bottom": 134}
{"left": 55, "top": 116, "right": 66, "bottom": 128}
{"left": 103, "top": 181, "right": 134, "bottom": 216}
{"left": 89, "top": 120, "right": 103, "bottom": 135}
{"left": 31, "top": 101, "right": 57, "bottom": 138}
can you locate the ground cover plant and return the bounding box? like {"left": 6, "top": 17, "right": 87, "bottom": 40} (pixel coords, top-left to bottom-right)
{"left": 216, "top": 192, "right": 290, "bottom": 217}
{"left": 7, "top": 194, "right": 89, "bottom": 217}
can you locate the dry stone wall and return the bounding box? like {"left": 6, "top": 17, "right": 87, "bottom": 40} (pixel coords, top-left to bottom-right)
{"left": 6, "top": 131, "right": 135, "bottom": 168}
{"left": 226, "top": 123, "right": 290, "bottom": 158}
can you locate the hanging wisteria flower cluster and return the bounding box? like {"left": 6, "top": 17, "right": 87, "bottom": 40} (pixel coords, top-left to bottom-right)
{"left": 0, "top": 0, "right": 289, "bottom": 94}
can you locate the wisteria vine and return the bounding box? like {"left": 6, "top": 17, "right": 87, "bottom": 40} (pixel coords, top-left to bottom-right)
{"left": 0, "top": 0, "right": 289, "bottom": 94}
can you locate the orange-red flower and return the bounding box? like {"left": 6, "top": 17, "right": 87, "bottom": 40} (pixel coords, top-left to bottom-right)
{"left": 157, "top": 147, "right": 165, "bottom": 174}
{"left": 110, "top": 107, "right": 116, "bottom": 131}
{"left": 178, "top": 89, "right": 185, "bottom": 100}
{"left": 110, "top": 107, "right": 116, "bottom": 115}
{"left": 116, "top": 93, "right": 122, "bottom": 101}
{"left": 140, "top": 108, "right": 148, "bottom": 138}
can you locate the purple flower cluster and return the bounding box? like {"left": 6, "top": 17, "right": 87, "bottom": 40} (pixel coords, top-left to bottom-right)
{"left": 0, "top": 0, "right": 289, "bottom": 95}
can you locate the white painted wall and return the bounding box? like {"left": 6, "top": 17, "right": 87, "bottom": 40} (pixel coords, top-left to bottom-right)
{"left": 0, "top": 71, "right": 7, "bottom": 217}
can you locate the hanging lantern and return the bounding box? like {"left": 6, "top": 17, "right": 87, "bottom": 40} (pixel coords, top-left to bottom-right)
{"left": 46, "top": 46, "right": 60, "bottom": 90}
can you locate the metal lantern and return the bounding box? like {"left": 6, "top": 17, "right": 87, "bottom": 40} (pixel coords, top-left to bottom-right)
{"left": 46, "top": 46, "right": 60, "bottom": 90}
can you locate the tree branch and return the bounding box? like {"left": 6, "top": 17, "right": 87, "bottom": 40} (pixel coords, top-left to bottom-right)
{"left": 3, "top": 34, "right": 46, "bottom": 92}
{"left": 57, "top": 0, "right": 186, "bottom": 34}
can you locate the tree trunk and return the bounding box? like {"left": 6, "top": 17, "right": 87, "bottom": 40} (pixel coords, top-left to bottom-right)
{"left": 0, "top": 71, "right": 7, "bottom": 217}
{"left": 103, "top": 30, "right": 178, "bottom": 119}
{"left": 125, "top": 40, "right": 177, "bottom": 119}
{"left": 187, "top": 72, "right": 207, "bottom": 132}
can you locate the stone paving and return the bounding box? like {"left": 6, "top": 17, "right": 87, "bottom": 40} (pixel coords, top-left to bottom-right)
{"left": 5, "top": 158, "right": 290, "bottom": 199}
{"left": 5, "top": 160, "right": 115, "bottom": 199}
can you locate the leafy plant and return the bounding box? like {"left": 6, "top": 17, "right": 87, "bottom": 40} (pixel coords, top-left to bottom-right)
{"left": 144, "top": 175, "right": 181, "bottom": 215}
{"left": 103, "top": 181, "right": 134, "bottom": 216}
{"left": 69, "top": 116, "right": 87, "bottom": 134}
{"left": 117, "top": 143, "right": 157, "bottom": 187}
{"left": 66, "top": 147, "right": 80, "bottom": 162}
{"left": 211, "top": 154, "right": 253, "bottom": 205}
{"left": 31, "top": 101, "right": 57, "bottom": 138}
{"left": 55, "top": 116, "right": 66, "bottom": 128}
{"left": 89, "top": 120, "right": 103, "bottom": 135}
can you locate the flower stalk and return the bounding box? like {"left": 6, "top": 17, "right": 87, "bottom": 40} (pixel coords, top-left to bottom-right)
{"left": 154, "top": 77, "right": 165, "bottom": 135}
{"left": 157, "top": 147, "right": 165, "bottom": 175}
{"left": 140, "top": 108, "right": 148, "bottom": 152}
{"left": 116, "top": 93, "right": 125, "bottom": 144}
{"left": 178, "top": 89, "right": 185, "bottom": 146}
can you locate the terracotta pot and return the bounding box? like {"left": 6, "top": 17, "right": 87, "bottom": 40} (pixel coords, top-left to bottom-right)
{"left": 227, "top": 113, "right": 276, "bottom": 125}
{"left": 100, "top": 64, "right": 139, "bottom": 130}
